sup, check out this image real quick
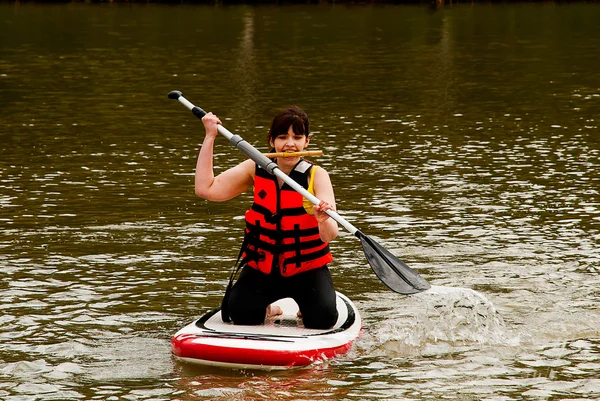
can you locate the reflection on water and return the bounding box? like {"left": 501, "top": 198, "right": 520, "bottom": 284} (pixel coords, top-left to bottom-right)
{"left": 1, "top": 3, "right": 599, "bottom": 400}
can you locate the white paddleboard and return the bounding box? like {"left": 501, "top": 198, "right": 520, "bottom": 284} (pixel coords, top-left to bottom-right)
{"left": 172, "top": 292, "right": 361, "bottom": 370}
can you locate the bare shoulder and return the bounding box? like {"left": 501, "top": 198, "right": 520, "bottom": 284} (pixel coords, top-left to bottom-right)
{"left": 240, "top": 159, "right": 256, "bottom": 175}
{"left": 313, "top": 165, "right": 335, "bottom": 201}
{"left": 209, "top": 158, "right": 256, "bottom": 201}
{"left": 235, "top": 159, "right": 256, "bottom": 186}
{"left": 314, "top": 165, "right": 331, "bottom": 182}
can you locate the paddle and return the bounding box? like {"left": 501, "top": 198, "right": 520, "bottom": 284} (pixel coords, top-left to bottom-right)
{"left": 168, "top": 90, "right": 431, "bottom": 295}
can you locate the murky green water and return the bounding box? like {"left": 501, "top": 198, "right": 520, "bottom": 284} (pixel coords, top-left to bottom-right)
{"left": 1, "top": 3, "right": 599, "bottom": 400}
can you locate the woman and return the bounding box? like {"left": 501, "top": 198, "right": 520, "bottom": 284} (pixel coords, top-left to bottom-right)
{"left": 195, "top": 106, "right": 339, "bottom": 330}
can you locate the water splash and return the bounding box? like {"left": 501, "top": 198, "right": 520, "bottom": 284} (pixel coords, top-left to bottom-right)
{"left": 413, "top": 286, "right": 514, "bottom": 344}
{"left": 360, "top": 286, "right": 518, "bottom": 357}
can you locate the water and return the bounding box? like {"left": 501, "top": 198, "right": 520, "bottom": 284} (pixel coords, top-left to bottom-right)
{"left": 1, "top": 2, "right": 599, "bottom": 400}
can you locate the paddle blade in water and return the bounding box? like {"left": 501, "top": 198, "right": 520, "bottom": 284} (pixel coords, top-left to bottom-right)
{"left": 358, "top": 233, "right": 431, "bottom": 294}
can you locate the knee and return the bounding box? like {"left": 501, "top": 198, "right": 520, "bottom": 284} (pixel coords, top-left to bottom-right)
{"left": 228, "top": 299, "right": 265, "bottom": 326}
{"left": 302, "top": 306, "right": 338, "bottom": 330}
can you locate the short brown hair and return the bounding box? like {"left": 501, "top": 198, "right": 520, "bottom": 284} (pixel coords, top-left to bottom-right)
{"left": 267, "top": 106, "right": 309, "bottom": 143}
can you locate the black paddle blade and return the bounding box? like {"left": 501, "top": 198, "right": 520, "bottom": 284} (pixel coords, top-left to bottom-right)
{"left": 358, "top": 232, "right": 431, "bottom": 294}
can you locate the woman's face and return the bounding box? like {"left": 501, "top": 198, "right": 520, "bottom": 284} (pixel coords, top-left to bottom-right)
{"left": 269, "top": 126, "right": 309, "bottom": 163}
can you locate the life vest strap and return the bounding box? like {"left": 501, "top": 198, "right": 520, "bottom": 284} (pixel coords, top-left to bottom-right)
{"left": 245, "top": 229, "right": 326, "bottom": 254}
{"left": 282, "top": 245, "right": 332, "bottom": 269}
{"left": 246, "top": 220, "right": 320, "bottom": 239}
{"left": 251, "top": 203, "right": 306, "bottom": 221}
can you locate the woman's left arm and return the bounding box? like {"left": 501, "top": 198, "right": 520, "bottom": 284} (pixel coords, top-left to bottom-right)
{"left": 312, "top": 167, "right": 339, "bottom": 243}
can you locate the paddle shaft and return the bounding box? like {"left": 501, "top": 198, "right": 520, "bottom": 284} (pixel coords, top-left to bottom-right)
{"left": 169, "top": 91, "right": 359, "bottom": 236}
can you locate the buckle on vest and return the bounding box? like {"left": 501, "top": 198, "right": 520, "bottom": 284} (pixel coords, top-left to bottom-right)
{"left": 266, "top": 212, "right": 281, "bottom": 224}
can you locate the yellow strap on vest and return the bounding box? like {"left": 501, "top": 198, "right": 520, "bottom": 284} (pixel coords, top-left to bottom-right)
{"left": 303, "top": 166, "right": 319, "bottom": 215}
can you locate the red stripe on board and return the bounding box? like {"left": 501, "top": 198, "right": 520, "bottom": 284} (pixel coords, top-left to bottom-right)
{"left": 172, "top": 334, "right": 354, "bottom": 367}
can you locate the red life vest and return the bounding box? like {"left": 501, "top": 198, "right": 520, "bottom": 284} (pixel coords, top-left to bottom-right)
{"left": 242, "top": 159, "right": 333, "bottom": 277}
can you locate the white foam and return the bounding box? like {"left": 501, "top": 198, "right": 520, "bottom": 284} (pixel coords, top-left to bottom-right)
{"left": 360, "top": 286, "right": 518, "bottom": 355}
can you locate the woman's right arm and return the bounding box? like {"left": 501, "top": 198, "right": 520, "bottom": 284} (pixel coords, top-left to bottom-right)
{"left": 195, "top": 112, "right": 254, "bottom": 201}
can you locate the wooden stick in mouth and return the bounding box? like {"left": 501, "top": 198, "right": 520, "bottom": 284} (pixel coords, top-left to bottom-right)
{"left": 263, "top": 150, "right": 323, "bottom": 158}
